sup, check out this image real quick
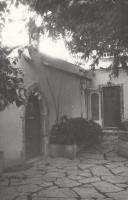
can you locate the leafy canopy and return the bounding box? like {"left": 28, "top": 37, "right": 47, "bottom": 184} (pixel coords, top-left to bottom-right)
{"left": 16, "top": 0, "right": 128, "bottom": 74}
{"left": 0, "top": 1, "right": 25, "bottom": 111}
{"left": 0, "top": 47, "right": 25, "bottom": 110}
{"left": 0, "top": 0, "right": 128, "bottom": 111}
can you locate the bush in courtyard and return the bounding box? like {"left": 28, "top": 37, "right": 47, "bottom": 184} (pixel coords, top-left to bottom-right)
{"left": 121, "top": 120, "right": 128, "bottom": 131}
{"left": 50, "top": 116, "right": 102, "bottom": 146}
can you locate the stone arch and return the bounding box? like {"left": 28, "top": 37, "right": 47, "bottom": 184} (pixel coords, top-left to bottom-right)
{"left": 22, "top": 83, "right": 49, "bottom": 160}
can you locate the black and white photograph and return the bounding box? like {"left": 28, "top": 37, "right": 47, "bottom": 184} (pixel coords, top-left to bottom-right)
{"left": 0, "top": 0, "right": 128, "bottom": 199}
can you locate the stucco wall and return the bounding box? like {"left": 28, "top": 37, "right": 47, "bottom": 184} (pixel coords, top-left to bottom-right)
{"left": 21, "top": 54, "right": 87, "bottom": 128}
{"left": 0, "top": 52, "right": 88, "bottom": 168}
{"left": 90, "top": 69, "right": 128, "bottom": 121}
{"left": 0, "top": 104, "right": 23, "bottom": 167}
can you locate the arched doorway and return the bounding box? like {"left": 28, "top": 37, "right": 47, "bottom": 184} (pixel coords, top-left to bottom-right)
{"left": 25, "top": 94, "right": 41, "bottom": 159}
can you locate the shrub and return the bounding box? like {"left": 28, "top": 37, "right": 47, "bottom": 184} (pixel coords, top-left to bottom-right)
{"left": 50, "top": 116, "right": 102, "bottom": 146}
{"left": 121, "top": 120, "right": 128, "bottom": 131}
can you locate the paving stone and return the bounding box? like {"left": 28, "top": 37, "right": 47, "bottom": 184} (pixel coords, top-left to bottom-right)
{"left": 0, "top": 187, "right": 18, "bottom": 200}
{"left": 0, "top": 178, "right": 8, "bottom": 186}
{"left": 81, "top": 183, "right": 94, "bottom": 188}
{"left": 2, "top": 171, "right": 23, "bottom": 177}
{"left": 91, "top": 166, "right": 112, "bottom": 176}
{"left": 64, "top": 166, "right": 78, "bottom": 170}
{"left": 40, "top": 182, "right": 53, "bottom": 187}
{"left": 37, "top": 188, "right": 78, "bottom": 198}
{"left": 33, "top": 197, "right": 76, "bottom": 200}
{"left": 56, "top": 164, "right": 66, "bottom": 169}
{"left": 55, "top": 177, "right": 81, "bottom": 187}
{"left": 47, "top": 166, "right": 59, "bottom": 171}
{"left": 42, "top": 176, "right": 57, "bottom": 182}
{"left": 81, "top": 153, "right": 104, "bottom": 160}
{"left": 79, "top": 177, "right": 101, "bottom": 184}
{"left": 26, "top": 177, "right": 44, "bottom": 185}
{"left": 50, "top": 158, "right": 71, "bottom": 166}
{"left": 92, "top": 181, "right": 123, "bottom": 193}
{"left": 110, "top": 166, "right": 128, "bottom": 174}
{"left": 23, "top": 169, "right": 39, "bottom": 176}
{"left": 66, "top": 170, "right": 80, "bottom": 176}
{"left": 101, "top": 175, "right": 128, "bottom": 184}
{"left": 107, "top": 155, "right": 127, "bottom": 162}
{"left": 10, "top": 178, "right": 25, "bottom": 186}
{"left": 47, "top": 168, "right": 65, "bottom": 174}
{"left": 79, "top": 172, "right": 92, "bottom": 178}
{"left": 16, "top": 184, "right": 41, "bottom": 193}
{"left": 36, "top": 163, "right": 48, "bottom": 170}
{"left": 105, "top": 163, "right": 124, "bottom": 169}
{"left": 31, "top": 174, "right": 45, "bottom": 179}
{"left": 78, "top": 163, "right": 95, "bottom": 170}
{"left": 44, "top": 172, "right": 65, "bottom": 178}
{"left": 88, "top": 159, "right": 109, "bottom": 165}
{"left": 1, "top": 150, "right": 128, "bottom": 200}
{"left": 118, "top": 171, "right": 128, "bottom": 177}
{"left": 68, "top": 175, "right": 83, "bottom": 180}
{"left": 108, "top": 190, "right": 128, "bottom": 200}
{"left": 38, "top": 186, "right": 58, "bottom": 191}
{"left": 125, "top": 162, "right": 128, "bottom": 167}
{"left": 15, "top": 178, "right": 32, "bottom": 185}
{"left": 14, "top": 195, "right": 28, "bottom": 200}
{"left": 116, "top": 183, "right": 128, "bottom": 188}
{"left": 73, "top": 186, "right": 104, "bottom": 199}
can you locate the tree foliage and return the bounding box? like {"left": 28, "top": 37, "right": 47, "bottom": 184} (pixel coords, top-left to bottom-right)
{"left": 0, "top": 46, "right": 25, "bottom": 110}
{"left": 16, "top": 0, "right": 128, "bottom": 74}
{"left": 0, "top": 1, "right": 25, "bottom": 111}
{"left": 1, "top": 0, "right": 128, "bottom": 111}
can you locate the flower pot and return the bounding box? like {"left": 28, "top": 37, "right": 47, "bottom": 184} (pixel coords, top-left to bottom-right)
{"left": 49, "top": 144, "right": 79, "bottom": 159}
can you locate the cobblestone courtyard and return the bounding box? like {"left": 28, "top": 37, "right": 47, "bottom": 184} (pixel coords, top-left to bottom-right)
{"left": 1, "top": 137, "right": 128, "bottom": 200}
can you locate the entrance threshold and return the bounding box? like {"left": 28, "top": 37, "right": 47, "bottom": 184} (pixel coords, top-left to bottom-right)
{"left": 103, "top": 129, "right": 127, "bottom": 136}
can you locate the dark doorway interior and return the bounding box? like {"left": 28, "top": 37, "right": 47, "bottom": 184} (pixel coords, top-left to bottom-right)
{"left": 25, "top": 95, "right": 41, "bottom": 159}
{"left": 103, "top": 86, "right": 121, "bottom": 128}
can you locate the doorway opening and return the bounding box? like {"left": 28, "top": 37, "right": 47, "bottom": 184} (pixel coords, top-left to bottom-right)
{"left": 25, "top": 94, "right": 41, "bottom": 159}
{"left": 103, "top": 86, "right": 121, "bottom": 128}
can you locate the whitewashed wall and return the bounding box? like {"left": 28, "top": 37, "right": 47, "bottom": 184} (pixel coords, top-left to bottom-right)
{"left": 90, "top": 69, "right": 128, "bottom": 123}
{"left": 0, "top": 52, "right": 88, "bottom": 168}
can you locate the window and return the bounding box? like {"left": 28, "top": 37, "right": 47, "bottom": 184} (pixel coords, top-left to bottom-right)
{"left": 103, "top": 52, "right": 114, "bottom": 58}
{"left": 91, "top": 93, "right": 99, "bottom": 120}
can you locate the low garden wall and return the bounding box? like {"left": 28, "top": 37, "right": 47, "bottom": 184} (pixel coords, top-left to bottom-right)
{"left": 101, "top": 130, "right": 128, "bottom": 158}
{"left": 101, "top": 134, "right": 118, "bottom": 155}
{"left": 118, "top": 131, "right": 128, "bottom": 158}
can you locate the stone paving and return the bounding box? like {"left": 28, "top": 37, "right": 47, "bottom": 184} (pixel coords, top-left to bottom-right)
{"left": 1, "top": 145, "right": 128, "bottom": 200}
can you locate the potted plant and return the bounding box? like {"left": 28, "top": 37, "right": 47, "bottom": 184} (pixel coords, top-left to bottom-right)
{"left": 49, "top": 116, "right": 102, "bottom": 158}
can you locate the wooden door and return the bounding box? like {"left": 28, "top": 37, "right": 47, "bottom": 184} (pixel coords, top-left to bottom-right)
{"left": 25, "top": 95, "right": 41, "bottom": 159}
{"left": 103, "top": 86, "right": 121, "bottom": 127}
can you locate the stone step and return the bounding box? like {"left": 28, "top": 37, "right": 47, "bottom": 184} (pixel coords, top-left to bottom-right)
{"left": 103, "top": 129, "right": 128, "bottom": 136}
